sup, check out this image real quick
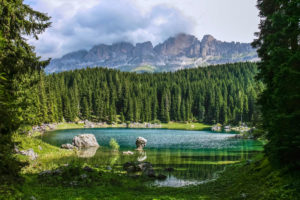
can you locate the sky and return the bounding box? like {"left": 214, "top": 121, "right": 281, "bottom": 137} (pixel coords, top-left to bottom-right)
{"left": 24, "top": 0, "right": 260, "bottom": 59}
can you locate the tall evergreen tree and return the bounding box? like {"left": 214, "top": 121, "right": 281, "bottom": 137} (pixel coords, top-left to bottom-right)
{"left": 252, "top": 0, "right": 300, "bottom": 167}
{"left": 0, "top": 0, "right": 50, "bottom": 185}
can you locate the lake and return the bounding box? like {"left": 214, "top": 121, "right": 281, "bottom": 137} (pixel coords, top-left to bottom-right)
{"left": 42, "top": 128, "right": 263, "bottom": 187}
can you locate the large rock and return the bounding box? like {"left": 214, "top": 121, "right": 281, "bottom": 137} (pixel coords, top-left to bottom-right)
{"left": 19, "top": 148, "right": 38, "bottom": 160}
{"left": 72, "top": 134, "right": 99, "bottom": 148}
{"left": 136, "top": 137, "right": 147, "bottom": 150}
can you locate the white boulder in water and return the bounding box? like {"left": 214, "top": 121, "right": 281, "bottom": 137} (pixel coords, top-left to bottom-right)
{"left": 72, "top": 134, "right": 99, "bottom": 148}
{"left": 136, "top": 137, "right": 147, "bottom": 150}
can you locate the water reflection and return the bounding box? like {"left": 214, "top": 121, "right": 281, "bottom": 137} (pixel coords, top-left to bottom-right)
{"left": 42, "top": 128, "right": 263, "bottom": 187}
{"left": 77, "top": 147, "right": 99, "bottom": 158}
{"left": 137, "top": 151, "right": 147, "bottom": 162}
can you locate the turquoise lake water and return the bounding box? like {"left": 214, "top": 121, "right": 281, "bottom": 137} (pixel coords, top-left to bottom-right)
{"left": 42, "top": 128, "right": 263, "bottom": 187}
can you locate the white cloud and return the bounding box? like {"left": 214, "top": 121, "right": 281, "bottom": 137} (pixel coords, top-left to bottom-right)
{"left": 24, "top": 0, "right": 259, "bottom": 59}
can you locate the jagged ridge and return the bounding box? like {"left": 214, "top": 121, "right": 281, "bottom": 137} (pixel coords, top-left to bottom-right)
{"left": 45, "top": 33, "right": 258, "bottom": 73}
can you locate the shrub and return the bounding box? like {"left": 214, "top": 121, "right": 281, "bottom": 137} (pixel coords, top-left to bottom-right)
{"left": 109, "top": 138, "right": 119, "bottom": 151}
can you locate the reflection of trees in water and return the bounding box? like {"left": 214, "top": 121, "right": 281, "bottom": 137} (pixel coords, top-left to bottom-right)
{"left": 146, "top": 148, "right": 255, "bottom": 180}
{"left": 67, "top": 145, "right": 258, "bottom": 181}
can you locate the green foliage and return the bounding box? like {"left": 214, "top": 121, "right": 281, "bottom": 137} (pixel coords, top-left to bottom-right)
{"left": 109, "top": 138, "right": 120, "bottom": 151}
{"left": 252, "top": 0, "right": 300, "bottom": 168}
{"left": 0, "top": 0, "right": 51, "bottom": 189}
{"left": 33, "top": 62, "right": 262, "bottom": 126}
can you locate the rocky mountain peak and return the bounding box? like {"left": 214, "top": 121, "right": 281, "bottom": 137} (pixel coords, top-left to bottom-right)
{"left": 154, "top": 33, "right": 201, "bottom": 57}
{"left": 45, "top": 33, "right": 258, "bottom": 73}
{"left": 201, "top": 34, "right": 216, "bottom": 43}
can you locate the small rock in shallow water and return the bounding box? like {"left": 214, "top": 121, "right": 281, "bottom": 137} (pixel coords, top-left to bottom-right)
{"left": 136, "top": 137, "right": 147, "bottom": 150}
{"left": 157, "top": 174, "right": 167, "bottom": 180}
{"left": 143, "top": 167, "right": 156, "bottom": 178}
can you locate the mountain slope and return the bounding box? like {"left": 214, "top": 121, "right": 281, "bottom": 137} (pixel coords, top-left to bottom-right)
{"left": 45, "top": 33, "right": 258, "bottom": 73}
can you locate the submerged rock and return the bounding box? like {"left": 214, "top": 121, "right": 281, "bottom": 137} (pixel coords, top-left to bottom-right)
{"left": 123, "top": 161, "right": 156, "bottom": 178}
{"left": 72, "top": 134, "right": 99, "bottom": 148}
{"left": 136, "top": 137, "right": 147, "bottom": 150}
{"left": 142, "top": 167, "right": 156, "bottom": 178}
{"left": 157, "top": 174, "right": 167, "bottom": 180}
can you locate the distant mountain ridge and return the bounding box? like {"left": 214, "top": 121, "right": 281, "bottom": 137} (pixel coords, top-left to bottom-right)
{"left": 45, "top": 33, "right": 258, "bottom": 73}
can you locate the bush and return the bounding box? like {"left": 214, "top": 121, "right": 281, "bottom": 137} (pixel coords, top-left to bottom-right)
{"left": 109, "top": 138, "right": 119, "bottom": 151}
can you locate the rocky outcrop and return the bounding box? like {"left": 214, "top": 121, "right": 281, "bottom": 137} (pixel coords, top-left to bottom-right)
{"left": 128, "top": 122, "right": 162, "bottom": 128}
{"left": 72, "top": 134, "right": 99, "bottom": 148}
{"left": 45, "top": 33, "right": 258, "bottom": 73}
{"left": 84, "top": 120, "right": 95, "bottom": 128}
{"left": 19, "top": 148, "right": 38, "bottom": 160}
{"left": 61, "top": 143, "right": 77, "bottom": 150}
{"left": 136, "top": 137, "right": 147, "bottom": 150}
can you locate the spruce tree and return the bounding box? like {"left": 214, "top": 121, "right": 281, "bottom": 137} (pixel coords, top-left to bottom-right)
{"left": 252, "top": 0, "right": 300, "bottom": 167}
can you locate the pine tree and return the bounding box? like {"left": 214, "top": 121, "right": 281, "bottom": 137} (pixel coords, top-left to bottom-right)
{"left": 252, "top": 0, "right": 300, "bottom": 167}
{"left": 0, "top": 0, "right": 50, "bottom": 184}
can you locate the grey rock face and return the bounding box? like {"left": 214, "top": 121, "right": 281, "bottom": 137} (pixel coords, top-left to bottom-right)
{"left": 19, "top": 148, "right": 38, "bottom": 160}
{"left": 72, "top": 134, "right": 99, "bottom": 148}
{"left": 136, "top": 137, "right": 147, "bottom": 150}
{"left": 45, "top": 33, "right": 258, "bottom": 73}
{"left": 61, "top": 143, "right": 77, "bottom": 150}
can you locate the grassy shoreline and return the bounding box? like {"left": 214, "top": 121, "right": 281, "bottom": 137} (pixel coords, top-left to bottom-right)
{"left": 53, "top": 122, "right": 211, "bottom": 131}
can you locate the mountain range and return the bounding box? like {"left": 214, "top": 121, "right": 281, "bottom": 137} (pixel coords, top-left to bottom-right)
{"left": 45, "top": 33, "right": 258, "bottom": 73}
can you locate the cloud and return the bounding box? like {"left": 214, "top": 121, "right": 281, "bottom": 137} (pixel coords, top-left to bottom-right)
{"left": 25, "top": 0, "right": 194, "bottom": 59}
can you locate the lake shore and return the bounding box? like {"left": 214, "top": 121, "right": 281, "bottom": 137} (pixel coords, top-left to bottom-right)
{"left": 31, "top": 121, "right": 212, "bottom": 134}
{"left": 7, "top": 130, "right": 298, "bottom": 200}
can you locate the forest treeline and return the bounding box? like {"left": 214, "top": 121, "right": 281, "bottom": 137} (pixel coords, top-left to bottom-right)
{"left": 27, "top": 62, "right": 263, "bottom": 125}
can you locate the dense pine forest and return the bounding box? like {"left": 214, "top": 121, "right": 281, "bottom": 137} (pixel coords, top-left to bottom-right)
{"left": 26, "top": 62, "right": 263, "bottom": 125}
